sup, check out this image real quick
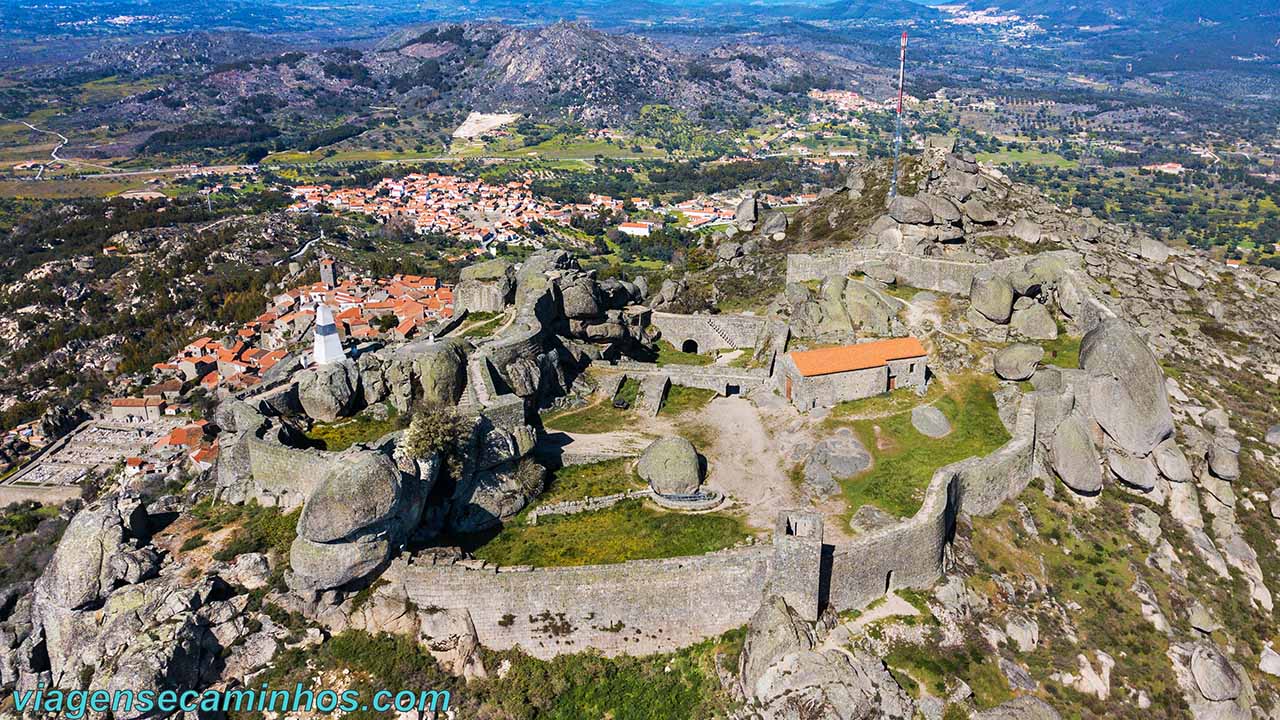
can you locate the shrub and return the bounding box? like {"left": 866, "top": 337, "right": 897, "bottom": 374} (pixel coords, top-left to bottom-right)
{"left": 401, "top": 404, "right": 472, "bottom": 461}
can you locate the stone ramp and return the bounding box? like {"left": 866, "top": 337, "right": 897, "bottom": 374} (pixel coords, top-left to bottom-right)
{"left": 599, "top": 373, "right": 626, "bottom": 403}
{"left": 636, "top": 374, "right": 670, "bottom": 417}
{"left": 460, "top": 355, "right": 495, "bottom": 411}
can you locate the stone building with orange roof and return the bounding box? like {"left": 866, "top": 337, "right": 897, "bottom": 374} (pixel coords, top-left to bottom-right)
{"left": 778, "top": 337, "right": 928, "bottom": 411}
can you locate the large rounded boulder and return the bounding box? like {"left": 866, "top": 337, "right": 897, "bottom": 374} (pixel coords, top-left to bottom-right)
{"left": 637, "top": 436, "right": 701, "bottom": 496}
{"left": 994, "top": 344, "right": 1045, "bottom": 381}
{"left": 1051, "top": 413, "right": 1103, "bottom": 495}
{"left": 297, "top": 358, "right": 360, "bottom": 422}
{"left": 970, "top": 274, "right": 1015, "bottom": 324}
{"left": 297, "top": 450, "right": 404, "bottom": 543}
{"left": 888, "top": 195, "right": 934, "bottom": 225}
{"left": 414, "top": 339, "right": 468, "bottom": 407}
{"left": 1079, "top": 319, "right": 1173, "bottom": 457}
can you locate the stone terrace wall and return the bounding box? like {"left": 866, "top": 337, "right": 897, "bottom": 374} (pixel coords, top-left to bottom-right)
{"left": 786, "top": 249, "right": 1080, "bottom": 295}
{"left": 650, "top": 312, "right": 766, "bottom": 353}
{"left": 393, "top": 547, "right": 772, "bottom": 659}
{"left": 826, "top": 394, "right": 1038, "bottom": 610}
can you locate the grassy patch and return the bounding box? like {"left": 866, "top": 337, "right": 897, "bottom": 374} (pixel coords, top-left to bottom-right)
{"left": 459, "top": 499, "right": 748, "bottom": 567}
{"left": 478, "top": 630, "right": 743, "bottom": 719}
{"left": 539, "top": 459, "right": 643, "bottom": 504}
{"left": 826, "top": 381, "right": 947, "bottom": 423}
{"left": 0, "top": 502, "right": 58, "bottom": 538}
{"left": 656, "top": 340, "right": 714, "bottom": 366}
{"left": 541, "top": 378, "right": 640, "bottom": 434}
{"left": 305, "top": 406, "right": 405, "bottom": 451}
{"left": 834, "top": 375, "right": 1009, "bottom": 519}
{"left": 660, "top": 386, "right": 717, "bottom": 416}
{"left": 236, "top": 627, "right": 740, "bottom": 720}
{"left": 1038, "top": 333, "right": 1082, "bottom": 369}
{"left": 461, "top": 312, "right": 505, "bottom": 338}
{"left": 885, "top": 641, "right": 1013, "bottom": 709}
{"left": 191, "top": 500, "right": 300, "bottom": 561}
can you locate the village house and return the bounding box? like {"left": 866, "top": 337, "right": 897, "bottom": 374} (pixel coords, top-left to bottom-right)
{"left": 778, "top": 337, "right": 928, "bottom": 411}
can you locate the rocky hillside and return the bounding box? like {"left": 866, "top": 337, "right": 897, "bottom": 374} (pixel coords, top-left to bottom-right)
{"left": 59, "top": 22, "right": 866, "bottom": 145}
{"left": 0, "top": 149, "right": 1277, "bottom": 719}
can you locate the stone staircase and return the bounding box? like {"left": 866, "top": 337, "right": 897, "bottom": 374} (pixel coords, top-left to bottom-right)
{"left": 705, "top": 317, "right": 738, "bottom": 348}
{"left": 636, "top": 374, "right": 671, "bottom": 417}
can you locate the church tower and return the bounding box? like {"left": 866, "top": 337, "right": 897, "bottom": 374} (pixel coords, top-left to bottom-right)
{"left": 313, "top": 304, "right": 344, "bottom": 365}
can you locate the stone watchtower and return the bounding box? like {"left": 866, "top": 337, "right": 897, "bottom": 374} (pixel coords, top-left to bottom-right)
{"left": 770, "top": 511, "right": 824, "bottom": 621}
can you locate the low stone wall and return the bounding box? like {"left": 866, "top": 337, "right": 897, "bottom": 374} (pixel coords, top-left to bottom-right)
{"left": 0, "top": 484, "right": 81, "bottom": 507}
{"left": 392, "top": 547, "right": 773, "bottom": 659}
{"left": 527, "top": 489, "right": 653, "bottom": 524}
{"left": 612, "top": 361, "right": 769, "bottom": 395}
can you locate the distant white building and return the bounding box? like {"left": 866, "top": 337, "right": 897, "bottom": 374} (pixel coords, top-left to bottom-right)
{"left": 313, "top": 305, "right": 345, "bottom": 365}
{"left": 618, "top": 221, "right": 654, "bottom": 237}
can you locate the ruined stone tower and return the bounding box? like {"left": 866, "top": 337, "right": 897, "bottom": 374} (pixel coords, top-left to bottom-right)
{"left": 770, "top": 511, "right": 824, "bottom": 621}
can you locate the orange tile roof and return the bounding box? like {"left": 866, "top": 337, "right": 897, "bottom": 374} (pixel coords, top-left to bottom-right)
{"left": 789, "top": 337, "right": 926, "bottom": 378}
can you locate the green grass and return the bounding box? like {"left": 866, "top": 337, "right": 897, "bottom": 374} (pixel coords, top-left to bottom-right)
{"left": 975, "top": 148, "right": 1078, "bottom": 169}
{"left": 659, "top": 386, "right": 717, "bottom": 416}
{"left": 1039, "top": 333, "right": 1082, "bottom": 369}
{"left": 884, "top": 642, "right": 1013, "bottom": 709}
{"left": 461, "top": 315, "right": 505, "bottom": 338}
{"left": 460, "top": 499, "right": 749, "bottom": 567}
{"left": 834, "top": 375, "right": 1010, "bottom": 520}
{"left": 539, "top": 459, "right": 643, "bottom": 505}
{"left": 655, "top": 340, "right": 714, "bottom": 366}
{"left": 304, "top": 406, "right": 405, "bottom": 451}
{"left": 541, "top": 378, "right": 641, "bottom": 434}
{"left": 0, "top": 502, "right": 58, "bottom": 538}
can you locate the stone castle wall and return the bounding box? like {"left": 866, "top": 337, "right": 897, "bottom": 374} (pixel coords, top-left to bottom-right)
{"left": 392, "top": 547, "right": 773, "bottom": 659}
{"left": 391, "top": 394, "right": 1039, "bottom": 659}
{"left": 826, "top": 393, "right": 1038, "bottom": 609}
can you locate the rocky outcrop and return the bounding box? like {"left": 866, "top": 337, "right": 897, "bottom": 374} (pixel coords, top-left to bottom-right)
{"left": 788, "top": 276, "right": 903, "bottom": 339}
{"left": 289, "top": 447, "right": 432, "bottom": 594}
{"left": 911, "top": 406, "right": 952, "bottom": 438}
{"left": 970, "top": 274, "right": 1015, "bottom": 324}
{"left": 802, "top": 428, "right": 871, "bottom": 497}
{"left": 739, "top": 596, "right": 913, "bottom": 720}
{"left": 455, "top": 259, "right": 515, "bottom": 313}
{"left": 448, "top": 420, "right": 542, "bottom": 533}
{"left": 888, "top": 196, "right": 934, "bottom": 225}
{"left": 975, "top": 697, "right": 1062, "bottom": 720}
{"left": 736, "top": 194, "right": 758, "bottom": 231}
{"left": 637, "top": 436, "right": 701, "bottom": 496}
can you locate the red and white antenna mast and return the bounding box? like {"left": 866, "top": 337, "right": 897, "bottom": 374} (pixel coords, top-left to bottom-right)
{"left": 891, "top": 30, "right": 908, "bottom": 198}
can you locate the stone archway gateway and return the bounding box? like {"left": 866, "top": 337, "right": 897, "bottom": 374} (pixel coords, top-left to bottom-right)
{"left": 681, "top": 339, "right": 699, "bottom": 354}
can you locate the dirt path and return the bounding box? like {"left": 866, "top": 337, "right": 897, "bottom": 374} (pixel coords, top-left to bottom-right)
{"left": 697, "top": 396, "right": 853, "bottom": 539}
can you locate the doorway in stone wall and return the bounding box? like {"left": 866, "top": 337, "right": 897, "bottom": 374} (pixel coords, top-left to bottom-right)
{"left": 885, "top": 570, "right": 894, "bottom": 594}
